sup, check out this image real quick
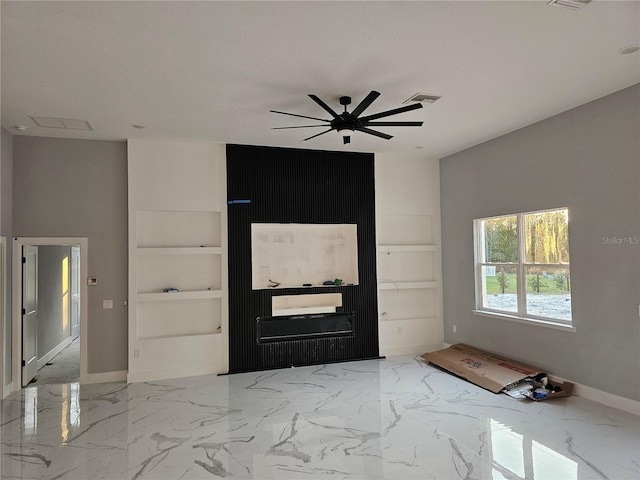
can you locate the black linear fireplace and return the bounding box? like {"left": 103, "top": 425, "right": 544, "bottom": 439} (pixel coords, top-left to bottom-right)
{"left": 226, "top": 144, "right": 380, "bottom": 373}
{"left": 257, "top": 312, "right": 355, "bottom": 343}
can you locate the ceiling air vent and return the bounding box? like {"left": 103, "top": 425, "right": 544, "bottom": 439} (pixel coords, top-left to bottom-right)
{"left": 30, "top": 116, "right": 93, "bottom": 131}
{"left": 547, "top": 0, "right": 591, "bottom": 9}
{"left": 404, "top": 93, "right": 441, "bottom": 104}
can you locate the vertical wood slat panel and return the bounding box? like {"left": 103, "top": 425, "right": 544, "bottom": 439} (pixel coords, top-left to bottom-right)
{"left": 226, "top": 144, "right": 379, "bottom": 373}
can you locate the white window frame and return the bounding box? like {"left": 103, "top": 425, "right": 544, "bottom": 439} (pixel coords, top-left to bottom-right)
{"left": 473, "top": 208, "right": 573, "bottom": 330}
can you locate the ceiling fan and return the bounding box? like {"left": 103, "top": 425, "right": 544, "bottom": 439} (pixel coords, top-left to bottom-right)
{"left": 270, "top": 91, "right": 423, "bottom": 144}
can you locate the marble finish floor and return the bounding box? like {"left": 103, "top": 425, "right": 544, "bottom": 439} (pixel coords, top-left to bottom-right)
{"left": 1, "top": 355, "right": 638, "bottom": 480}
{"left": 32, "top": 337, "right": 80, "bottom": 386}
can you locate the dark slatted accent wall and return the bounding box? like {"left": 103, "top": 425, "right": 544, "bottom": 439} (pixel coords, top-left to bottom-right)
{"left": 226, "top": 144, "right": 379, "bottom": 373}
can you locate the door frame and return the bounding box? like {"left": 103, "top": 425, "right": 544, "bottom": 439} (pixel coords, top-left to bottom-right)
{"left": 11, "top": 237, "right": 88, "bottom": 392}
{"left": 0, "top": 237, "right": 6, "bottom": 397}
{"left": 70, "top": 245, "right": 81, "bottom": 340}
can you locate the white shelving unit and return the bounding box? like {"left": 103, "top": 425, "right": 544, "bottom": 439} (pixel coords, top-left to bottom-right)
{"left": 375, "top": 154, "right": 444, "bottom": 356}
{"left": 127, "top": 141, "right": 228, "bottom": 382}
{"left": 377, "top": 213, "right": 443, "bottom": 356}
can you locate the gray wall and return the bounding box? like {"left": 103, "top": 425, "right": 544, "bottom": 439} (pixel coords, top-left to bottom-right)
{"left": 440, "top": 84, "right": 640, "bottom": 401}
{"left": 13, "top": 136, "right": 128, "bottom": 374}
{"left": 37, "top": 245, "right": 72, "bottom": 358}
{"left": 1, "top": 127, "right": 13, "bottom": 387}
{"left": 1, "top": 128, "right": 13, "bottom": 235}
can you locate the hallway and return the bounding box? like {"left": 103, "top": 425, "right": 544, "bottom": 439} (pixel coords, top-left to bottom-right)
{"left": 31, "top": 338, "right": 79, "bottom": 385}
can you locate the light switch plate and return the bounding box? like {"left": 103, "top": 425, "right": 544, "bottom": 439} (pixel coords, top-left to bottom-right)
{"left": 103, "top": 299, "right": 113, "bottom": 309}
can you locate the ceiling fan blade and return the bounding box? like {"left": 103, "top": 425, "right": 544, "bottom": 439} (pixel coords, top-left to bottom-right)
{"left": 363, "top": 121, "right": 423, "bottom": 127}
{"left": 272, "top": 124, "right": 329, "bottom": 129}
{"left": 308, "top": 94, "right": 340, "bottom": 118}
{"left": 343, "top": 136, "right": 351, "bottom": 145}
{"left": 358, "top": 102, "right": 423, "bottom": 122}
{"left": 303, "top": 128, "right": 334, "bottom": 141}
{"left": 350, "top": 90, "right": 380, "bottom": 118}
{"left": 356, "top": 126, "right": 393, "bottom": 140}
{"left": 270, "top": 110, "right": 330, "bottom": 122}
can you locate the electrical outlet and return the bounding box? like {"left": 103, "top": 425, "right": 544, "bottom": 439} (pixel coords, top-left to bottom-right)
{"left": 133, "top": 348, "right": 140, "bottom": 358}
{"left": 453, "top": 325, "right": 457, "bottom": 333}
{"left": 103, "top": 299, "right": 113, "bottom": 309}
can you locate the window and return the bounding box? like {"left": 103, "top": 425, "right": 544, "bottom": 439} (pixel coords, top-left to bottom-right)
{"left": 474, "top": 208, "right": 572, "bottom": 327}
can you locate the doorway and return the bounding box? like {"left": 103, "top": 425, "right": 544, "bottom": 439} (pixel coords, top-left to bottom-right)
{"left": 11, "top": 237, "right": 88, "bottom": 392}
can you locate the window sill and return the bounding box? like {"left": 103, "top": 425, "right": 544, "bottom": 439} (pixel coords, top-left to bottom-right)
{"left": 472, "top": 309, "right": 576, "bottom": 332}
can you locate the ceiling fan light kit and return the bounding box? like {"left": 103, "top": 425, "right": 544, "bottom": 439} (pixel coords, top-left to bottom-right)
{"left": 271, "top": 91, "right": 424, "bottom": 145}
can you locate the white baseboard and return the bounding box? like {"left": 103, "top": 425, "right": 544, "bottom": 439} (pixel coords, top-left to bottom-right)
{"left": 38, "top": 336, "right": 73, "bottom": 370}
{"left": 3, "top": 381, "right": 14, "bottom": 399}
{"left": 83, "top": 370, "right": 127, "bottom": 385}
{"left": 549, "top": 375, "right": 640, "bottom": 416}
{"left": 127, "top": 365, "right": 223, "bottom": 384}
{"left": 381, "top": 343, "right": 446, "bottom": 357}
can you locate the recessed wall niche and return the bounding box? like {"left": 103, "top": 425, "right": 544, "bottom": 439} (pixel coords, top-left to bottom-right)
{"left": 251, "top": 223, "right": 359, "bottom": 289}
{"left": 227, "top": 144, "right": 379, "bottom": 373}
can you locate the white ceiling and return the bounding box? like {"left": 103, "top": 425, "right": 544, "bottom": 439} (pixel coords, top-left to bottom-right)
{"left": 2, "top": 1, "right": 639, "bottom": 157}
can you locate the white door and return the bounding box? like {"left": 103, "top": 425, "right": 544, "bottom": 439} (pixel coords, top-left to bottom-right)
{"left": 22, "top": 245, "right": 38, "bottom": 386}
{"left": 70, "top": 246, "right": 80, "bottom": 340}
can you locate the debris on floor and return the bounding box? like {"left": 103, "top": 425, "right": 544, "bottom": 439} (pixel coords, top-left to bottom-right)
{"left": 503, "top": 374, "right": 573, "bottom": 401}
{"left": 421, "top": 343, "right": 572, "bottom": 401}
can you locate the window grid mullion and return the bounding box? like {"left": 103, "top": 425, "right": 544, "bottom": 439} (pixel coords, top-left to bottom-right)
{"left": 474, "top": 220, "right": 482, "bottom": 310}
{"left": 517, "top": 213, "right": 526, "bottom": 317}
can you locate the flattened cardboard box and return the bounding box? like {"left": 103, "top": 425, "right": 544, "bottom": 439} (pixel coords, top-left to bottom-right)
{"left": 421, "top": 343, "right": 542, "bottom": 394}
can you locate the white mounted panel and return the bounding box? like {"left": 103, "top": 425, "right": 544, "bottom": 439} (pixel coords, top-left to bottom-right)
{"left": 272, "top": 293, "right": 343, "bottom": 317}
{"left": 251, "top": 223, "right": 359, "bottom": 289}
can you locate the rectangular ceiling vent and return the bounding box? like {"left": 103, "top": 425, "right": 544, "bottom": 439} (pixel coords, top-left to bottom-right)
{"left": 547, "top": 0, "right": 591, "bottom": 9}
{"left": 404, "top": 93, "right": 441, "bottom": 104}
{"left": 30, "top": 116, "right": 93, "bottom": 131}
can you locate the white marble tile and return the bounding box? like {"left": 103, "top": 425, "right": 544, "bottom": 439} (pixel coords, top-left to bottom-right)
{"left": 40, "top": 444, "right": 126, "bottom": 480}
{"left": 189, "top": 400, "right": 261, "bottom": 478}
{"left": 0, "top": 441, "right": 58, "bottom": 480}
{"left": 1, "top": 355, "right": 638, "bottom": 480}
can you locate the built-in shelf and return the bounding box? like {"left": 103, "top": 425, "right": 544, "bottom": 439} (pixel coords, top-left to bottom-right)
{"left": 379, "top": 281, "right": 439, "bottom": 290}
{"left": 380, "top": 315, "right": 439, "bottom": 323}
{"left": 137, "top": 247, "right": 222, "bottom": 255}
{"left": 378, "top": 245, "right": 438, "bottom": 253}
{"left": 137, "top": 290, "right": 222, "bottom": 302}
{"left": 139, "top": 330, "right": 223, "bottom": 341}
{"left": 257, "top": 283, "right": 357, "bottom": 291}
